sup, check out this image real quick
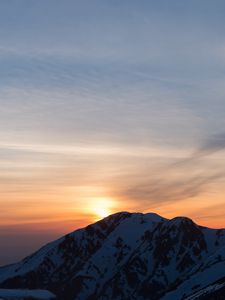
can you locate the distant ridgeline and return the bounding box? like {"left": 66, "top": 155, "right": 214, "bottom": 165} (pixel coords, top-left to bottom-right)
{"left": 0, "top": 212, "right": 225, "bottom": 300}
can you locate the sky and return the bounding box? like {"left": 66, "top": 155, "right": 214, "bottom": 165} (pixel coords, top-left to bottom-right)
{"left": 1, "top": 0, "right": 225, "bottom": 265}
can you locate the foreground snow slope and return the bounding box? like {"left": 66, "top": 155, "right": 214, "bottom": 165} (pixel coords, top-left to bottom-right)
{"left": 0, "top": 288, "right": 55, "bottom": 299}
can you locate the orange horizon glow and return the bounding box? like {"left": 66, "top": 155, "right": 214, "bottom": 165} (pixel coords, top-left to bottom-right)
{"left": 2, "top": 192, "right": 225, "bottom": 231}
{"left": 1, "top": 188, "right": 225, "bottom": 267}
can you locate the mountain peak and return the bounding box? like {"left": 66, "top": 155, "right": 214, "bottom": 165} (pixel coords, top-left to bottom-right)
{"left": 169, "top": 215, "right": 196, "bottom": 226}
{"left": 101, "top": 211, "right": 166, "bottom": 223}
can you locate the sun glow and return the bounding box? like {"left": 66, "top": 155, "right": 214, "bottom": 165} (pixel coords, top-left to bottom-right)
{"left": 91, "top": 197, "right": 116, "bottom": 221}
{"left": 95, "top": 207, "right": 110, "bottom": 219}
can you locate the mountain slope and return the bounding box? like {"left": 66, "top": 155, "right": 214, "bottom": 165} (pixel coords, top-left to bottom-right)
{"left": 0, "top": 212, "right": 225, "bottom": 300}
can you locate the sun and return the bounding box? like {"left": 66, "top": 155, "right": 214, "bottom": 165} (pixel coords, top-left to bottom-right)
{"left": 91, "top": 198, "right": 115, "bottom": 220}
{"left": 96, "top": 207, "right": 110, "bottom": 219}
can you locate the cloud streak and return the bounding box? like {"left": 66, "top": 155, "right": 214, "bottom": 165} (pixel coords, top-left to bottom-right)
{"left": 118, "top": 134, "right": 225, "bottom": 208}
{"left": 174, "top": 133, "right": 225, "bottom": 166}
{"left": 195, "top": 133, "right": 225, "bottom": 157}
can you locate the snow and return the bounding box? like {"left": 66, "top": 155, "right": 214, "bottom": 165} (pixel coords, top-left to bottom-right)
{"left": 161, "top": 257, "right": 225, "bottom": 300}
{"left": 0, "top": 289, "right": 55, "bottom": 299}
{"left": 185, "top": 282, "right": 225, "bottom": 299}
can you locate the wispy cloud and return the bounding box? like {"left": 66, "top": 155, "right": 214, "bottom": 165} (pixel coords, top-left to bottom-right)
{"left": 118, "top": 134, "right": 225, "bottom": 208}
{"left": 174, "top": 133, "right": 225, "bottom": 166}
{"left": 194, "top": 133, "right": 225, "bottom": 157}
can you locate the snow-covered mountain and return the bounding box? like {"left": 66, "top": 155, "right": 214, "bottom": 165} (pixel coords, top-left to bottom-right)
{"left": 0, "top": 212, "right": 225, "bottom": 300}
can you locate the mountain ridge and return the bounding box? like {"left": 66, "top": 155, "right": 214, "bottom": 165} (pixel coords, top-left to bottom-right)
{"left": 0, "top": 212, "right": 225, "bottom": 300}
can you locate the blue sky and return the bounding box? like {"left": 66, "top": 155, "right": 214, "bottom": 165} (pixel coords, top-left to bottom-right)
{"left": 0, "top": 0, "right": 225, "bottom": 141}
{"left": 1, "top": 0, "right": 225, "bottom": 265}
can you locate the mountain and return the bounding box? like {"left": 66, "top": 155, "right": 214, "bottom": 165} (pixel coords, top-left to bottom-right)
{"left": 0, "top": 212, "right": 225, "bottom": 300}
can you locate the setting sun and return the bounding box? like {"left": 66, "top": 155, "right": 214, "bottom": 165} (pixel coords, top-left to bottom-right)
{"left": 90, "top": 198, "right": 116, "bottom": 221}
{"left": 95, "top": 207, "right": 110, "bottom": 219}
